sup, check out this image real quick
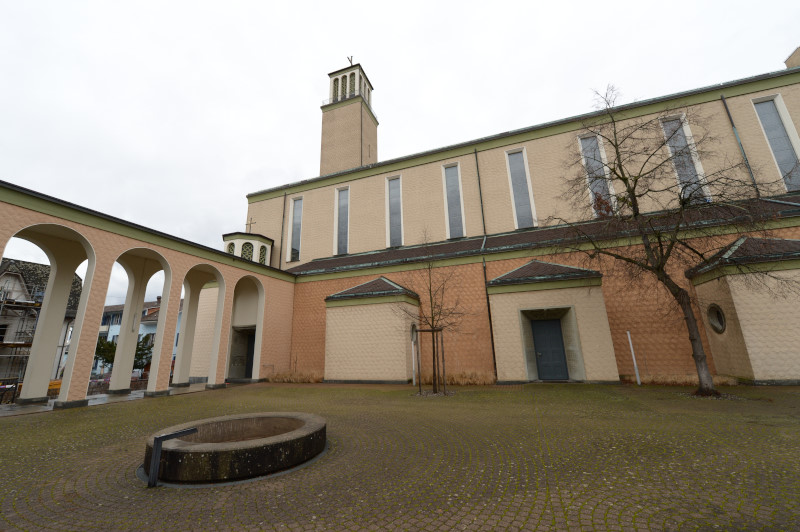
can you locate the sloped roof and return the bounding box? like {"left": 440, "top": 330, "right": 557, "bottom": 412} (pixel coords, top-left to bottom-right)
{"left": 289, "top": 193, "right": 800, "bottom": 277}
{"left": 103, "top": 300, "right": 161, "bottom": 314}
{"left": 325, "top": 277, "right": 419, "bottom": 302}
{"left": 489, "top": 260, "right": 601, "bottom": 287}
{"left": 0, "top": 258, "right": 83, "bottom": 317}
{"left": 686, "top": 237, "right": 800, "bottom": 279}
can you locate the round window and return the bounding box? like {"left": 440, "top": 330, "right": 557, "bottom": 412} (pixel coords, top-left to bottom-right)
{"left": 707, "top": 304, "right": 726, "bottom": 334}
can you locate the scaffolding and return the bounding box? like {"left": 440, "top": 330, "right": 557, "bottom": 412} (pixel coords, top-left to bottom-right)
{"left": 0, "top": 278, "right": 44, "bottom": 380}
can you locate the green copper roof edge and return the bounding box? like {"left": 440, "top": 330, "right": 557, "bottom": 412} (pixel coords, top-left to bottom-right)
{"left": 248, "top": 68, "right": 800, "bottom": 202}
{"left": 488, "top": 277, "right": 602, "bottom": 294}
{"left": 1, "top": 180, "right": 296, "bottom": 283}
{"left": 325, "top": 294, "right": 420, "bottom": 308}
{"left": 691, "top": 258, "right": 800, "bottom": 285}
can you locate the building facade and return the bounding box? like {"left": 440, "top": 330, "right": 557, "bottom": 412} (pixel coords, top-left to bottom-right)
{"left": 3, "top": 50, "right": 800, "bottom": 407}
{"left": 225, "top": 52, "right": 800, "bottom": 385}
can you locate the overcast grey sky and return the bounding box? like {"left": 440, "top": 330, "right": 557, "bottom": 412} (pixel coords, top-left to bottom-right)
{"left": 2, "top": 0, "right": 799, "bottom": 304}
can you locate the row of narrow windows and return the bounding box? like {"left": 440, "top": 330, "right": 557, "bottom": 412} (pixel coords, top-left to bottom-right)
{"left": 290, "top": 94, "right": 800, "bottom": 261}
{"left": 227, "top": 242, "right": 268, "bottom": 265}
{"left": 331, "top": 72, "right": 370, "bottom": 104}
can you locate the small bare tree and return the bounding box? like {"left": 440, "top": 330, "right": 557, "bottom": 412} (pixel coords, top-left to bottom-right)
{"left": 397, "top": 234, "right": 467, "bottom": 394}
{"left": 554, "top": 86, "right": 783, "bottom": 396}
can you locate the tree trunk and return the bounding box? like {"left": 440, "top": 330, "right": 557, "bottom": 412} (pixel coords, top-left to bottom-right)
{"left": 670, "top": 284, "right": 717, "bottom": 396}
{"left": 431, "top": 332, "right": 438, "bottom": 394}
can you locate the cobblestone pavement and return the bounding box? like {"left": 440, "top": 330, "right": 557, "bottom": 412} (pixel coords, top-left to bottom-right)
{"left": 1, "top": 383, "right": 799, "bottom": 531}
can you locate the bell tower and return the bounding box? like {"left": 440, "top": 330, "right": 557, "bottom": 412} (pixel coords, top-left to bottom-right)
{"left": 320, "top": 63, "right": 378, "bottom": 176}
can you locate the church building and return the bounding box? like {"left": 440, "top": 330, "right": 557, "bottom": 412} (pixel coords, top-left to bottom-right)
{"left": 197, "top": 51, "right": 800, "bottom": 386}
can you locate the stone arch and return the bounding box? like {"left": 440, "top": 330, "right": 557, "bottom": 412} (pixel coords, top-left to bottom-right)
{"left": 171, "top": 263, "right": 225, "bottom": 388}
{"left": 3, "top": 224, "right": 95, "bottom": 404}
{"left": 104, "top": 247, "right": 173, "bottom": 395}
{"left": 225, "top": 275, "right": 265, "bottom": 382}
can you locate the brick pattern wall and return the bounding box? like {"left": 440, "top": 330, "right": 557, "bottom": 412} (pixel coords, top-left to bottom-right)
{"left": 324, "top": 301, "right": 416, "bottom": 381}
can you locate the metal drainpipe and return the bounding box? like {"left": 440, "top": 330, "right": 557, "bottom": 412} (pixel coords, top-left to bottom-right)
{"left": 474, "top": 149, "right": 488, "bottom": 235}
{"left": 479, "top": 235, "right": 498, "bottom": 380}
{"left": 720, "top": 94, "right": 759, "bottom": 198}
{"left": 277, "top": 192, "right": 287, "bottom": 268}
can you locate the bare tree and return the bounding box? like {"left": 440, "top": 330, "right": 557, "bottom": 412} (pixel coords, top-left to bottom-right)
{"left": 397, "top": 235, "right": 467, "bottom": 394}
{"left": 553, "top": 86, "right": 783, "bottom": 396}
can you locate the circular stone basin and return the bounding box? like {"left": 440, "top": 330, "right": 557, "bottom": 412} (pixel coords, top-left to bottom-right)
{"left": 144, "top": 412, "right": 326, "bottom": 483}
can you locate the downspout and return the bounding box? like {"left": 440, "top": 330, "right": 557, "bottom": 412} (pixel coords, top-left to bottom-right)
{"left": 479, "top": 235, "right": 498, "bottom": 380}
{"left": 277, "top": 192, "right": 287, "bottom": 268}
{"left": 720, "top": 94, "right": 759, "bottom": 198}
{"left": 474, "top": 149, "right": 487, "bottom": 235}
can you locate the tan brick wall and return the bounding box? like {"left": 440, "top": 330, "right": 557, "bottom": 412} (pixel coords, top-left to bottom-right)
{"left": 728, "top": 270, "right": 800, "bottom": 380}
{"left": 361, "top": 105, "right": 378, "bottom": 166}
{"left": 245, "top": 195, "right": 285, "bottom": 268}
{"left": 320, "top": 99, "right": 376, "bottom": 176}
{"left": 489, "top": 285, "right": 619, "bottom": 382}
{"left": 250, "top": 81, "right": 800, "bottom": 269}
{"left": 324, "top": 301, "right": 417, "bottom": 381}
{"left": 694, "top": 277, "right": 754, "bottom": 379}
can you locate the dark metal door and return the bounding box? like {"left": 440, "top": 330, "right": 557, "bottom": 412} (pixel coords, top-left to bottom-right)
{"left": 245, "top": 332, "right": 255, "bottom": 378}
{"left": 531, "top": 319, "right": 569, "bottom": 380}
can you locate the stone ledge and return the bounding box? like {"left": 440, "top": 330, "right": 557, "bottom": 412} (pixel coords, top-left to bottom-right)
{"left": 15, "top": 396, "right": 49, "bottom": 405}
{"left": 53, "top": 399, "right": 89, "bottom": 409}
{"left": 144, "top": 390, "right": 172, "bottom": 398}
{"left": 107, "top": 388, "right": 131, "bottom": 395}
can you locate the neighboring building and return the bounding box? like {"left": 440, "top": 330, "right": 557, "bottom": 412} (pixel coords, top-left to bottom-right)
{"left": 0, "top": 259, "right": 82, "bottom": 380}
{"left": 94, "top": 297, "right": 182, "bottom": 375}
{"left": 211, "top": 49, "right": 800, "bottom": 385}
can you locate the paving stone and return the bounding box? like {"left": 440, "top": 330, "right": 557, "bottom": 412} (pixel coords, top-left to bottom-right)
{"left": 1, "top": 383, "right": 799, "bottom": 530}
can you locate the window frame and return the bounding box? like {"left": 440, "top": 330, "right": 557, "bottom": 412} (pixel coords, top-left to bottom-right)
{"left": 752, "top": 93, "right": 800, "bottom": 192}
{"left": 441, "top": 162, "right": 466, "bottom": 239}
{"left": 504, "top": 147, "right": 537, "bottom": 229}
{"left": 333, "top": 186, "right": 350, "bottom": 256}
{"left": 577, "top": 133, "right": 617, "bottom": 217}
{"left": 286, "top": 196, "right": 303, "bottom": 263}
{"left": 385, "top": 176, "right": 404, "bottom": 247}
{"left": 659, "top": 114, "right": 712, "bottom": 202}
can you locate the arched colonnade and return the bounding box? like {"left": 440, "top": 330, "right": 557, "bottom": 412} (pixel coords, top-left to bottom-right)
{"left": 0, "top": 184, "right": 295, "bottom": 408}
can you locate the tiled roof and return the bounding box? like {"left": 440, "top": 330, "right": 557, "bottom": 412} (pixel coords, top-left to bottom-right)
{"left": 489, "top": 260, "right": 601, "bottom": 287}
{"left": 289, "top": 194, "right": 800, "bottom": 276}
{"left": 686, "top": 237, "right": 800, "bottom": 279}
{"left": 103, "top": 300, "right": 160, "bottom": 313}
{"left": 0, "top": 259, "right": 83, "bottom": 317}
{"left": 325, "top": 277, "right": 419, "bottom": 302}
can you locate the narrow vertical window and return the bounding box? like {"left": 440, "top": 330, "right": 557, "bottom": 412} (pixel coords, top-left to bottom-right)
{"left": 290, "top": 198, "right": 302, "bottom": 262}
{"left": 226, "top": 243, "right": 235, "bottom": 254}
{"left": 336, "top": 188, "right": 349, "bottom": 255}
{"left": 579, "top": 136, "right": 613, "bottom": 216}
{"left": 443, "top": 165, "right": 464, "bottom": 238}
{"left": 258, "top": 246, "right": 267, "bottom": 265}
{"left": 754, "top": 98, "right": 800, "bottom": 191}
{"left": 241, "top": 242, "right": 253, "bottom": 261}
{"left": 506, "top": 150, "right": 535, "bottom": 228}
{"left": 387, "top": 177, "right": 402, "bottom": 247}
{"left": 332, "top": 78, "right": 339, "bottom": 101}
{"left": 349, "top": 72, "right": 355, "bottom": 97}
{"left": 661, "top": 118, "right": 708, "bottom": 202}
